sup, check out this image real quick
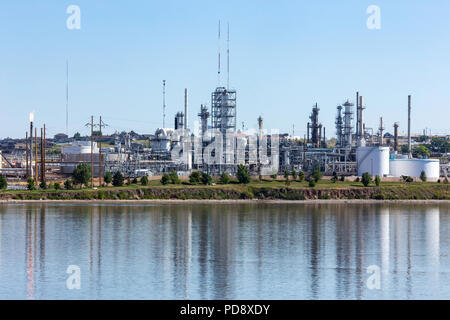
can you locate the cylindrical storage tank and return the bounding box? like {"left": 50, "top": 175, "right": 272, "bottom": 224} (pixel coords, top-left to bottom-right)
{"left": 356, "top": 146, "right": 390, "bottom": 177}
{"left": 389, "top": 159, "right": 440, "bottom": 180}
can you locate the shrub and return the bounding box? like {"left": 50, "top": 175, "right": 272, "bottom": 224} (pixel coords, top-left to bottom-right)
{"left": 161, "top": 174, "right": 170, "bottom": 185}
{"left": 27, "top": 178, "right": 36, "bottom": 190}
{"left": 112, "top": 172, "right": 124, "bottom": 187}
{"left": 64, "top": 179, "right": 73, "bottom": 190}
{"left": 355, "top": 177, "right": 360, "bottom": 182}
{"left": 104, "top": 171, "right": 113, "bottom": 185}
{"left": 189, "top": 171, "right": 202, "bottom": 184}
{"left": 308, "top": 179, "right": 316, "bottom": 188}
{"left": 312, "top": 166, "right": 322, "bottom": 182}
{"left": 420, "top": 170, "right": 427, "bottom": 182}
{"left": 140, "top": 176, "right": 149, "bottom": 186}
{"left": 340, "top": 175, "right": 345, "bottom": 182}
{"left": 284, "top": 170, "right": 290, "bottom": 185}
{"left": 201, "top": 172, "right": 212, "bottom": 185}
{"left": 132, "top": 177, "right": 138, "bottom": 184}
{"left": 258, "top": 174, "right": 263, "bottom": 181}
{"left": 219, "top": 172, "right": 230, "bottom": 184}
{"left": 270, "top": 173, "right": 278, "bottom": 180}
{"left": 375, "top": 175, "right": 381, "bottom": 187}
{"left": 0, "top": 175, "right": 7, "bottom": 190}
{"left": 298, "top": 171, "right": 305, "bottom": 182}
{"left": 292, "top": 170, "right": 297, "bottom": 180}
{"left": 361, "top": 172, "right": 372, "bottom": 187}
{"left": 331, "top": 171, "right": 338, "bottom": 183}
{"left": 401, "top": 175, "right": 413, "bottom": 183}
{"left": 443, "top": 177, "right": 449, "bottom": 184}
{"left": 237, "top": 164, "right": 251, "bottom": 184}
{"left": 72, "top": 163, "right": 91, "bottom": 188}
{"left": 39, "top": 180, "right": 47, "bottom": 190}
{"left": 54, "top": 182, "right": 61, "bottom": 190}
{"left": 169, "top": 170, "right": 181, "bottom": 184}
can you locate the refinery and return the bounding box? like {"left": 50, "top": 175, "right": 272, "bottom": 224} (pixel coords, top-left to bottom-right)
{"left": 0, "top": 25, "right": 449, "bottom": 187}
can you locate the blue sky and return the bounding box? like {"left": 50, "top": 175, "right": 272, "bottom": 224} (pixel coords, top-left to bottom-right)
{"left": 0, "top": 0, "right": 449, "bottom": 139}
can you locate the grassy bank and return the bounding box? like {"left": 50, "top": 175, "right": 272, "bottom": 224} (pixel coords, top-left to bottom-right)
{"left": 1, "top": 180, "right": 449, "bottom": 201}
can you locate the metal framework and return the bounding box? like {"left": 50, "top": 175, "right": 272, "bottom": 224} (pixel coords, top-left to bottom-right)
{"left": 211, "top": 87, "right": 236, "bottom": 134}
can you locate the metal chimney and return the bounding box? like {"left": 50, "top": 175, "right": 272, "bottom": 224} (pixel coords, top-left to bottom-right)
{"left": 408, "top": 95, "right": 411, "bottom": 158}
{"left": 184, "top": 88, "right": 188, "bottom": 130}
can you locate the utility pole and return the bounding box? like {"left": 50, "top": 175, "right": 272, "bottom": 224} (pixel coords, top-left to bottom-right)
{"left": 26, "top": 132, "right": 29, "bottom": 178}
{"left": 98, "top": 116, "right": 108, "bottom": 186}
{"left": 86, "top": 116, "right": 94, "bottom": 187}
{"left": 91, "top": 116, "right": 94, "bottom": 187}
{"left": 40, "top": 128, "right": 44, "bottom": 183}
{"left": 43, "top": 124, "right": 46, "bottom": 182}
{"left": 34, "top": 127, "right": 38, "bottom": 185}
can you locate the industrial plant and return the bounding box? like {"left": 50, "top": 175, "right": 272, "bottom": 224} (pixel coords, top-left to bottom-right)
{"left": 0, "top": 23, "right": 449, "bottom": 187}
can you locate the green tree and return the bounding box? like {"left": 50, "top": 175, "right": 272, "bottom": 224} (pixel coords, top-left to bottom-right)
{"left": 170, "top": 170, "right": 181, "bottom": 184}
{"left": 219, "top": 172, "right": 230, "bottom": 184}
{"left": 270, "top": 173, "right": 278, "bottom": 180}
{"left": 161, "top": 174, "right": 170, "bottom": 185}
{"left": 72, "top": 163, "right": 91, "bottom": 188}
{"left": 443, "top": 177, "right": 449, "bottom": 184}
{"left": 308, "top": 179, "right": 316, "bottom": 188}
{"left": 64, "top": 179, "right": 73, "bottom": 190}
{"left": 0, "top": 175, "right": 7, "bottom": 190}
{"left": 104, "top": 171, "right": 113, "bottom": 185}
{"left": 331, "top": 171, "right": 338, "bottom": 183}
{"left": 375, "top": 175, "right": 381, "bottom": 187}
{"left": 292, "top": 170, "right": 297, "bottom": 180}
{"left": 284, "top": 170, "right": 290, "bottom": 185}
{"left": 400, "top": 145, "right": 409, "bottom": 154}
{"left": 189, "top": 171, "right": 202, "bottom": 184}
{"left": 112, "top": 172, "right": 124, "bottom": 187}
{"left": 73, "top": 132, "right": 81, "bottom": 139}
{"left": 361, "top": 172, "right": 372, "bottom": 187}
{"left": 201, "top": 172, "right": 212, "bottom": 185}
{"left": 298, "top": 171, "right": 305, "bottom": 182}
{"left": 420, "top": 170, "right": 427, "bottom": 182}
{"left": 132, "top": 177, "right": 138, "bottom": 184}
{"left": 237, "top": 164, "right": 251, "bottom": 184}
{"left": 140, "top": 176, "right": 149, "bottom": 186}
{"left": 413, "top": 145, "right": 431, "bottom": 158}
{"left": 312, "top": 166, "right": 322, "bottom": 182}
{"left": 54, "top": 182, "right": 61, "bottom": 190}
{"left": 27, "top": 178, "right": 36, "bottom": 190}
{"left": 39, "top": 180, "right": 47, "bottom": 190}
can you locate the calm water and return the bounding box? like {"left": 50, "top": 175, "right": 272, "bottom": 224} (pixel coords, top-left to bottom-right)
{"left": 0, "top": 202, "right": 449, "bottom": 300}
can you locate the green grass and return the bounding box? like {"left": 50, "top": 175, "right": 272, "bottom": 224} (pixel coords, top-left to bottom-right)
{"left": 1, "top": 179, "right": 448, "bottom": 201}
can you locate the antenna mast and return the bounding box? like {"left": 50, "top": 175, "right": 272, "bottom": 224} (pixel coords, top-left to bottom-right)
{"left": 227, "top": 22, "right": 230, "bottom": 90}
{"left": 163, "top": 80, "right": 166, "bottom": 128}
{"left": 66, "top": 60, "right": 69, "bottom": 135}
{"left": 218, "top": 20, "right": 221, "bottom": 86}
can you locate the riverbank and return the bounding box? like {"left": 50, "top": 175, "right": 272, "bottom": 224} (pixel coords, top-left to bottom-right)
{"left": 0, "top": 181, "right": 448, "bottom": 201}
{"left": 1, "top": 199, "right": 449, "bottom": 204}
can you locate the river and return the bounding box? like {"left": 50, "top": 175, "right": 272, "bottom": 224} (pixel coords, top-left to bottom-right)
{"left": 0, "top": 202, "right": 448, "bottom": 299}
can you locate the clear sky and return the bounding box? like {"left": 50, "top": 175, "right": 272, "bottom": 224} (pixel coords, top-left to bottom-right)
{"left": 0, "top": 0, "right": 449, "bottom": 139}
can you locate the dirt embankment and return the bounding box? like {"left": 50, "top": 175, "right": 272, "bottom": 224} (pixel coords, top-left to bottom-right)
{"left": 1, "top": 184, "right": 448, "bottom": 201}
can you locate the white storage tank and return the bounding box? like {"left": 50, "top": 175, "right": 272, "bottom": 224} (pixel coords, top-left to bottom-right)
{"left": 389, "top": 159, "right": 440, "bottom": 180}
{"left": 356, "top": 146, "right": 390, "bottom": 177}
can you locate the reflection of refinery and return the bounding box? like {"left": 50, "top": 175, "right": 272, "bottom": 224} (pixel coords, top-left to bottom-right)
{"left": 0, "top": 22, "right": 448, "bottom": 184}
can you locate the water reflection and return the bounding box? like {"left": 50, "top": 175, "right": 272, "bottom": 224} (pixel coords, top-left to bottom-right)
{"left": 0, "top": 202, "right": 448, "bottom": 299}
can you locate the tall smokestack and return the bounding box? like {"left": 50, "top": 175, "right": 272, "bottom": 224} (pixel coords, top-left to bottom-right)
{"left": 356, "top": 91, "right": 360, "bottom": 138}
{"left": 359, "top": 96, "right": 364, "bottom": 141}
{"left": 394, "top": 122, "right": 399, "bottom": 152}
{"left": 408, "top": 95, "right": 412, "bottom": 158}
{"left": 184, "top": 88, "right": 188, "bottom": 130}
